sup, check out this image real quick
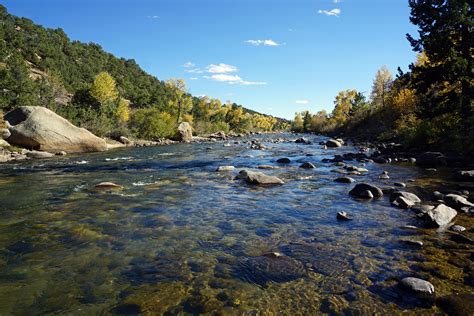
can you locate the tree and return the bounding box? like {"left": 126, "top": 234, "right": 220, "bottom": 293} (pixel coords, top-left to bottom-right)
{"left": 115, "top": 98, "right": 131, "bottom": 123}
{"left": 89, "top": 71, "right": 118, "bottom": 109}
{"left": 407, "top": 0, "right": 473, "bottom": 121}
{"left": 370, "top": 65, "right": 393, "bottom": 109}
{"left": 293, "top": 113, "right": 304, "bottom": 132}
{"left": 165, "top": 78, "right": 192, "bottom": 123}
{"left": 332, "top": 89, "right": 358, "bottom": 125}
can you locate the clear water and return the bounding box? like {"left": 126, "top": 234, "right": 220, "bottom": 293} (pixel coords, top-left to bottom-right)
{"left": 0, "top": 134, "right": 472, "bottom": 315}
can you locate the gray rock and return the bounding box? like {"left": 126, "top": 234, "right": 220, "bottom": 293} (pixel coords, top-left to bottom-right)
{"left": 349, "top": 183, "right": 383, "bottom": 198}
{"left": 400, "top": 239, "right": 423, "bottom": 247}
{"left": 444, "top": 194, "right": 474, "bottom": 210}
{"left": 4, "top": 106, "right": 107, "bottom": 153}
{"left": 94, "top": 182, "right": 123, "bottom": 190}
{"left": 360, "top": 190, "right": 374, "bottom": 199}
{"left": 216, "top": 166, "right": 235, "bottom": 172}
{"left": 175, "top": 122, "right": 193, "bottom": 142}
{"left": 119, "top": 136, "right": 133, "bottom": 145}
{"left": 236, "top": 170, "right": 284, "bottom": 185}
{"left": 276, "top": 157, "right": 291, "bottom": 163}
{"left": 389, "top": 191, "right": 421, "bottom": 204}
{"left": 455, "top": 170, "right": 474, "bottom": 182}
{"left": 0, "top": 128, "right": 11, "bottom": 140}
{"left": 412, "top": 204, "right": 436, "bottom": 214}
{"left": 295, "top": 137, "right": 310, "bottom": 144}
{"left": 423, "top": 203, "right": 457, "bottom": 227}
{"left": 379, "top": 174, "right": 390, "bottom": 180}
{"left": 392, "top": 196, "right": 415, "bottom": 209}
{"left": 26, "top": 150, "right": 55, "bottom": 159}
{"left": 257, "top": 165, "right": 278, "bottom": 170}
{"left": 300, "top": 162, "right": 316, "bottom": 169}
{"left": 399, "top": 277, "right": 435, "bottom": 294}
{"left": 394, "top": 182, "right": 406, "bottom": 188}
{"left": 432, "top": 191, "right": 444, "bottom": 200}
{"left": 449, "top": 225, "right": 466, "bottom": 232}
{"left": 326, "top": 139, "right": 342, "bottom": 148}
{"left": 337, "top": 211, "right": 352, "bottom": 221}
{"left": 416, "top": 152, "right": 447, "bottom": 167}
{"left": 334, "top": 177, "right": 355, "bottom": 183}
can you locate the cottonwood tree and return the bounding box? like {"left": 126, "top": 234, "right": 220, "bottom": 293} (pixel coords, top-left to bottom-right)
{"left": 370, "top": 65, "right": 393, "bottom": 109}
{"left": 89, "top": 71, "right": 118, "bottom": 109}
{"left": 165, "top": 78, "right": 192, "bottom": 123}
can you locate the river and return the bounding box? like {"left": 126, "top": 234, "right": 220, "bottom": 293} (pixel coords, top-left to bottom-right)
{"left": 0, "top": 134, "right": 472, "bottom": 315}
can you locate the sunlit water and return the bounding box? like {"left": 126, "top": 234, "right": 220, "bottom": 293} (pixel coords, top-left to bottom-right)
{"left": 0, "top": 134, "right": 472, "bottom": 315}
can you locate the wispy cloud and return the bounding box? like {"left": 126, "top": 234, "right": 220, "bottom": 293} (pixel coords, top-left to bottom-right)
{"left": 146, "top": 15, "right": 159, "bottom": 19}
{"left": 318, "top": 8, "right": 341, "bottom": 17}
{"left": 185, "top": 68, "right": 204, "bottom": 74}
{"left": 245, "top": 39, "right": 283, "bottom": 47}
{"left": 333, "top": 0, "right": 342, "bottom": 3}
{"left": 189, "top": 77, "right": 198, "bottom": 80}
{"left": 183, "top": 62, "right": 195, "bottom": 68}
{"left": 295, "top": 100, "right": 310, "bottom": 104}
{"left": 207, "top": 74, "right": 267, "bottom": 86}
{"left": 206, "top": 63, "right": 238, "bottom": 73}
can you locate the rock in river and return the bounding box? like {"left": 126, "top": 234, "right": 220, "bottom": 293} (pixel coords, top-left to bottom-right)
{"left": 216, "top": 166, "right": 235, "bottom": 172}
{"left": 455, "top": 170, "right": 474, "bottom": 182}
{"left": 326, "top": 139, "right": 342, "bottom": 148}
{"left": 94, "top": 182, "right": 124, "bottom": 190}
{"left": 236, "top": 253, "right": 306, "bottom": 286}
{"left": 349, "top": 183, "right": 383, "bottom": 198}
{"left": 389, "top": 191, "right": 421, "bottom": 204}
{"left": 276, "top": 157, "right": 291, "bottom": 163}
{"left": 236, "top": 170, "right": 284, "bottom": 185}
{"left": 334, "top": 177, "right": 355, "bottom": 183}
{"left": 443, "top": 194, "right": 474, "bottom": 210}
{"left": 26, "top": 150, "right": 55, "bottom": 159}
{"left": 422, "top": 203, "right": 457, "bottom": 227}
{"left": 392, "top": 196, "right": 415, "bottom": 209}
{"left": 337, "top": 211, "right": 352, "bottom": 221}
{"left": 4, "top": 106, "right": 107, "bottom": 153}
{"left": 299, "top": 162, "right": 316, "bottom": 169}
{"left": 399, "top": 277, "right": 435, "bottom": 295}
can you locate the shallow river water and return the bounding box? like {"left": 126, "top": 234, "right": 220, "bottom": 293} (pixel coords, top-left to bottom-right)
{"left": 0, "top": 134, "right": 472, "bottom": 315}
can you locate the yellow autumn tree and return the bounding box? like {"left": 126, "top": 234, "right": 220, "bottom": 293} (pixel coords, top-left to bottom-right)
{"left": 115, "top": 98, "right": 131, "bottom": 123}
{"left": 392, "top": 88, "right": 417, "bottom": 115}
{"left": 89, "top": 71, "right": 119, "bottom": 108}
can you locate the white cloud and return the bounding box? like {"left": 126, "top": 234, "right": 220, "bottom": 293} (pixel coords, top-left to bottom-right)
{"left": 245, "top": 39, "right": 282, "bottom": 46}
{"left": 333, "top": 0, "right": 342, "bottom": 3}
{"left": 318, "top": 8, "right": 341, "bottom": 17}
{"left": 183, "top": 62, "right": 195, "bottom": 68}
{"left": 147, "top": 15, "right": 159, "bottom": 19}
{"left": 208, "top": 74, "right": 267, "bottom": 86}
{"left": 206, "top": 63, "right": 238, "bottom": 73}
{"left": 189, "top": 77, "right": 198, "bottom": 80}
{"left": 296, "top": 100, "right": 310, "bottom": 104}
{"left": 185, "top": 68, "right": 204, "bottom": 74}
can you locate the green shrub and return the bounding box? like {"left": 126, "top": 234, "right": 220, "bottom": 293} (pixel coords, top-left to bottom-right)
{"left": 129, "top": 108, "right": 176, "bottom": 140}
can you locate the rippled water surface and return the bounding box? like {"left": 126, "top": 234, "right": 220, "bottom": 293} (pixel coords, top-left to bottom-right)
{"left": 0, "top": 134, "right": 472, "bottom": 315}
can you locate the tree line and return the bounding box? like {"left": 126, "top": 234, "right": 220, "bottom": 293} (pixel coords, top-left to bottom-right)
{"left": 0, "top": 5, "right": 289, "bottom": 139}
{"left": 293, "top": 0, "right": 473, "bottom": 155}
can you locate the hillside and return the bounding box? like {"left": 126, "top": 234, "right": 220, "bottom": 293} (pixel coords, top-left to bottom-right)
{"left": 0, "top": 5, "right": 289, "bottom": 138}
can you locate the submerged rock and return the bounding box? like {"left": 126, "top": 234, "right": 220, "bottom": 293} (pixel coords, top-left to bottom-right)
{"left": 436, "top": 294, "right": 474, "bottom": 316}
{"left": 392, "top": 196, "right": 415, "bottom": 209}
{"left": 295, "top": 137, "right": 310, "bottom": 144}
{"left": 94, "top": 182, "right": 124, "bottom": 190}
{"left": 334, "top": 177, "right": 355, "bottom": 183}
{"left": 337, "top": 211, "right": 352, "bottom": 221}
{"left": 349, "top": 183, "right": 383, "bottom": 198}
{"left": 236, "top": 253, "right": 306, "bottom": 286}
{"left": 422, "top": 203, "right": 457, "bottom": 227}
{"left": 276, "top": 157, "right": 291, "bottom": 163}
{"left": 399, "top": 277, "right": 435, "bottom": 295}
{"left": 236, "top": 170, "right": 284, "bottom": 185}
{"left": 299, "top": 162, "right": 316, "bottom": 169}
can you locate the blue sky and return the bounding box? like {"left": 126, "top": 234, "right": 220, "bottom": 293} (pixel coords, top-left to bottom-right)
{"left": 2, "top": 0, "right": 418, "bottom": 119}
